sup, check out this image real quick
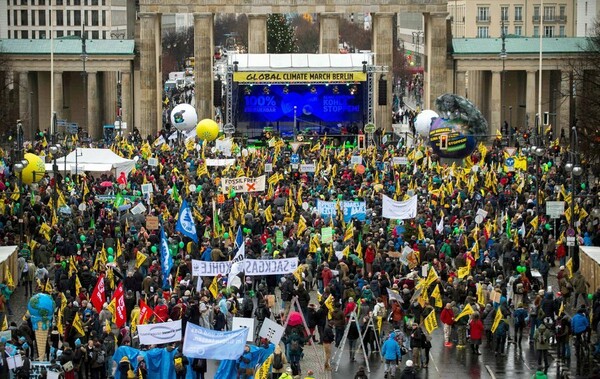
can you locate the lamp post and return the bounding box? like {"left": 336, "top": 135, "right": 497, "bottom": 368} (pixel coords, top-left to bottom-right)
{"left": 50, "top": 144, "right": 61, "bottom": 216}
{"left": 81, "top": 25, "right": 88, "bottom": 140}
{"left": 565, "top": 125, "right": 583, "bottom": 272}
{"left": 13, "top": 159, "right": 27, "bottom": 245}
{"left": 500, "top": 17, "right": 507, "bottom": 145}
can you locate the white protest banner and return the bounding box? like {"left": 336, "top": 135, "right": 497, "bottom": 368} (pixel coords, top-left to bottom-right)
{"left": 381, "top": 194, "right": 418, "bottom": 219}
{"left": 300, "top": 163, "right": 316, "bottom": 173}
{"left": 215, "top": 138, "right": 233, "bottom": 157}
{"left": 141, "top": 183, "right": 153, "bottom": 194}
{"left": 192, "top": 257, "right": 299, "bottom": 277}
{"left": 137, "top": 319, "right": 182, "bottom": 345}
{"left": 265, "top": 163, "right": 273, "bottom": 173}
{"left": 147, "top": 158, "right": 158, "bottom": 167}
{"left": 205, "top": 158, "right": 236, "bottom": 167}
{"left": 259, "top": 317, "right": 285, "bottom": 345}
{"left": 316, "top": 200, "right": 337, "bottom": 218}
{"left": 392, "top": 157, "right": 409, "bottom": 165}
{"left": 476, "top": 208, "right": 488, "bottom": 219}
{"left": 221, "top": 175, "right": 266, "bottom": 193}
{"left": 350, "top": 156, "right": 362, "bottom": 164}
{"left": 130, "top": 203, "right": 147, "bottom": 215}
{"left": 232, "top": 317, "right": 255, "bottom": 342}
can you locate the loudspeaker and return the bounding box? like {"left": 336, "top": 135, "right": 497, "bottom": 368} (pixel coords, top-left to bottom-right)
{"left": 378, "top": 79, "right": 387, "bottom": 105}
{"left": 213, "top": 80, "right": 222, "bottom": 107}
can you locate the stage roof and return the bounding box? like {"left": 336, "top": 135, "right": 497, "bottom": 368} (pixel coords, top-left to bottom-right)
{"left": 228, "top": 53, "right": 374, "bottom": 71}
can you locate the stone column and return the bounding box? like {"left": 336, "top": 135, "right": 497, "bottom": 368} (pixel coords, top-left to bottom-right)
{"left": 103, "top": 71, "right": 117, "bottom": 127}
{"left": 526, "top": 70, "right": 537, "bottom": 127}
{"left": 559, "top": 70, "right": 571, "bottom": 133}
{"left": 121, "top": 70, "right": 132, "bottom": 131}
{"left": 53, "top": 71, "right": 64, "bottom": 121}
{"left": 194, "top": 13, "right": 214, "bottom": 121}
{"left": 424, "top": 12, "right": 448, "bottom": 109}
{"left": 139, "top": 12, "right": 161, "bottom": 139}
{"left": 491, "top": 70, "right": 501, "bottom": 137}
{"left": 87, "top": 71, "right": 101, "bottom": 140}
{"left": 455, "top": 71, "right": 466, "bottom": 98}
{"left": 247, "top": 14, "right": 267, "bottom": 54}
{"left": 372, "top": 13, "right": 394, "bottom": 133}
{"left": 319, "top": 13, "right": 340, "bottom": 54}
{"left": 18, "top": 72, "right": 31, "bottom": 136}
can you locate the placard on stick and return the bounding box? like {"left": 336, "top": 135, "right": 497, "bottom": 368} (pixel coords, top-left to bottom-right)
{"left": 259, "top": 317, "right": 285, "bottom": 345}
{"left": 232, "top": 317, "right": 255, "bottom": 342}
{"left": 146, "top": 215, "right": 159, "bottom": 230}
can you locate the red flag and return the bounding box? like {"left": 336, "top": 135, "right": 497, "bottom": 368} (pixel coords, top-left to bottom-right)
{"left": 138, "top": 299, "right": 154, "bottom": 324}
{"left": 113, "top": 283, "right": 127, "bottom": 328}
{"left": 90, "top": 274, "right": 106, "bottom": 313}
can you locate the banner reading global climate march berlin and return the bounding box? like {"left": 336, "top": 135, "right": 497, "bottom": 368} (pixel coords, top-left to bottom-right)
{"left": 182, "top": 322, "right": 248, "bottom": 360}
{"left": 191, "top": 257, "right": 298, "bottom": 277}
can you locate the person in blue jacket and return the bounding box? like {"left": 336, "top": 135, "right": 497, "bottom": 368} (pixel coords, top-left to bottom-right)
{"left": 382, "top": 331, "right": 402, "bottom": 378}
{"left": 237, "top": 344, "right": 254, "bottom": 379}
{"left": 571, "top": 306, "right": 590, "bottom": 336}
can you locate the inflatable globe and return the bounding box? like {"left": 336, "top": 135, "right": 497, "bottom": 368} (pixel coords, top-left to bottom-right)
{"left": 170, "top": 103, "right": 198, "bottom": 131}
{"left": 27, "top": 293, "right": 55, "bottom": 330}
{"left": 196, "top": 119, "right": 219, "bottom": 141}
{"left": 414, "top": 110, "right": 439, "bottom": 137}
{"left": 22, "top": 153, "right": 46, "bottom": 184}
{"left": 429, "top": 117, "right": 477, "bottom": 159}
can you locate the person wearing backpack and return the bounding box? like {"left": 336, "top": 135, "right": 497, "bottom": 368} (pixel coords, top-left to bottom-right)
{"left": 91, "top": 341, "right": 107, "bottom": 378}
{"left": 173, "top": 347, "right": 189, "bottom": 379}
{"left": 271, "top": 345, "right": 288, "bottom": 379}
{"left": 237, "top": 344, "right": 254, "bottom": 379}
{"left": 534, "top": 317, "right": 554, "bottom": 373}
{"left": 513, "top": 302, "right": 529, "bottom": 346}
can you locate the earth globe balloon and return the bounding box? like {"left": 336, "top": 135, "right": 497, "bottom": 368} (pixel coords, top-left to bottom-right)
{"left": 169, "top": 103, "right": 198, "bottom": 131}
{"left": 429, "top": 93, "right": 489, "bottom": 159}
{"left": 27, "top": 293, "right": 55, "bottom": 330}
{"left": 21, "top": 153, "right": 46, "bottom": 184}
{"left": 196, "top": 119, "right": 219, "bottom": 141}
{"left": 414, "top": 110, "right": 439, "bottom": 137}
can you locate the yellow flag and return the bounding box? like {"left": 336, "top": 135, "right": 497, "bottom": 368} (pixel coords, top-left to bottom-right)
{"left": 491, "top": 309, "right": 503, "bottom": 333}
{"left": 431, "top": 284, "right": 443, "bottom": 308}
{"left": 69, "top": 257, "right": 78, "bottom": 277}
{"left": 424, "top": 267, "right": 439, "bottom": 289}
{"left": 293, "top": 264, "right": 304, "bottom": 284}
{"left": 296, "top": 216, "right": 307, "bottom": 237}
{"left": 324, "top": 294, "right": 335, "bottom": 319}
{"left": 454, "top": 303, "right": 474, "bottom": 321}
{"left": 254, "top": 354, "right": 273, "bottom": 379}
{"left": 355, "top": 242, "right": 363, "bottom": 260}
{"left": 116, "top": 239, "right": 123, "bottom": 259}
{"left": 343, "top": 223, "right": 354, "bottom": 242}
{"left": 45, "top": 278, "right": 53, "bottom": 293}
{"left": 39, "top": 223, "right": 52, "bottom": 241}
{"left": 558, "top": 301, "right": 565, "bottom": 317}
{"left": 264, "top": 205, "right": 273, "bottom": 223}
{"left": 477, "top": 283, "right": 486, "bottom": 307}
{"left": 1, "top": 315, "right": 7, "bottom": 331}
{"left": 4, "top": 265, "right": 14, "bottom": 288}
{"left": 423, "top": 310, "right": 438, "bottom": 334}
{"left": 417, "top": 224, "right": 425, "bottom": 241}
{"left": 341, "top": 245, "right": 350, "bottom": 258}
{"left": 530, "top": 216, "right": 539, "bottom": 231}
{"left": 377, "top": 316, "right": 383, "bottom": 333}
{"left": 56, "top": 311, "right": 63, "bottom": 335}
{"left": 136, "top": 251, "right": 148, "bottom": 269}
{"left": 75, "top": 275, "right": 82, "bottom": 297}
{"left": 457, "top": 265, "right": 471, "bottom": 279}
{"left": 209, "top": 276, "right": 219, "bottom": 299}
{"left": 566, "top": 257, "right": 573, "bottom": 279}
{"left": 72, "top": 312, "right": 86, "bottom": 336}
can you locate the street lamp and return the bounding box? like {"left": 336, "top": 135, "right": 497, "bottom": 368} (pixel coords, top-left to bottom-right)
{"left": 500, "top": 16, "right": 508, "bottom": 145}
{"left": 568, "top": 125, "right": 583, "bottom": 272}
{"left": 50, "top": 144, "right": 62, "bottom": 215}
{"left": 13, "top": 161, "right": 26, "bottom": 245}
{"left": 81, "top": 25, "right": 88, "bottom": 140}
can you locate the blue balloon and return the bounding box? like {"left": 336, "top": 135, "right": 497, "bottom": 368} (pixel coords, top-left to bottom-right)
{"left": 27, "top": 293, "right": 56, "bottom": 331}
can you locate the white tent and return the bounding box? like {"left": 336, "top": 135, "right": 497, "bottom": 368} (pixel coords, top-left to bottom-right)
{"left": 45, "top": 148, "right": 135, "bottom": 177}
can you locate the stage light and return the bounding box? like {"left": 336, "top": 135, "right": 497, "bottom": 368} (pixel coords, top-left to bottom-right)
{"left": 311, "top": 86, "right": 317, "bottom": 94}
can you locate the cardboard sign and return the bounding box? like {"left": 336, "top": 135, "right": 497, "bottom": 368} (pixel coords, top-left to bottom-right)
{"left": 300, "top": 163, "right": 316, "bottom": 173}
{"left": 321, "top": 227, "right": 333, "bottom": 244}
{"left": 350, "top": 156, "right": 362, "bottom": 165}
{"left": 217, "top": 194, "right": 225, "bottom": 204}
{"left": 232, "top": 316, "right": 255, "bottom": 342}
{"left": 148, "top": 158, "right": 158, "bottom": 167}
{"left": 146, "top": 215, "right": 159, "bottom": 230}
{"left": 258, "top": 317, "right": 285, "bottom": 345}
{"left": 276, "top": 230, "right": 284, "bottom": 246}
{"left": 392, "top": 157, "right": 409, "bottom": 165}
{"left": 141, "top": 183, "right": 154, "bottom": 195}
{"left": 131, "top": 203, "right": 147, "bottom": 215}
{"left": 264, "top": 163, "right": 273, "bottom": 173}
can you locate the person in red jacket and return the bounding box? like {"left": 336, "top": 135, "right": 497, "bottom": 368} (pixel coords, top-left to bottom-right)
{"left": 344, "top": 297, "right": 357, "bottom": 317}
{"left": 364, "top": 243, "right": 376, "bottom": 275}
{"left": 154, "top": 298, "right": 169, "bottom": 322}
{"left": 469, "top": 312, "right": 484, "bottom": 355}
{"left": 322, "top": 263, "right": 333, "bottom": 289}
{"left": 440, "top": 303, "right": 455, "bottom": 347}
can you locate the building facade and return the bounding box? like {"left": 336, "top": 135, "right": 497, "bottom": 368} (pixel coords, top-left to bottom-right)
{"left": 576, "top": 0, "right": 600, "bottom": 36}
{"left": 448, "top": 0, "right": 576, "bottom": 38}
{"left": 0, "top": 0, "right": 128, "bottom": 40}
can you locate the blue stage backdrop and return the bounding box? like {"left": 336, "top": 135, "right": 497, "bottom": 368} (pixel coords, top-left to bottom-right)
{"left": 237, "top": 83, "right": 365, "bottom": 125}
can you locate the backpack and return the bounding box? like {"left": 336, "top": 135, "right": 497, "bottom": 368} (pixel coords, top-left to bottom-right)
{"left": 536, "top": 329, "right": 549, "bottom": 345}
{"left": 290, "top": 339, "right": 301, "bottom": 352}
{"left": 174, "top": 356, "right": 184, "bottom": 372}
{"left": 95, "top": 350, "right": 106, "bottom": 365}
{"left": 516, "top": 311, "right": 527, "bottom": 327}
{"left": 272, "top": 352, "right": 283, "bottom": 370}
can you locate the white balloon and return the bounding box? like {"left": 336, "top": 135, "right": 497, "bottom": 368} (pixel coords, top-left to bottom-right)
{"left": 169, "top": 103, "right": 198, "bottom": 131}
{"left": 414, "top": 110, "right": 439, "bottom": 137}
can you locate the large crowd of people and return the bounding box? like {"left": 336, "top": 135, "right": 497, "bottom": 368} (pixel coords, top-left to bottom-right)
{"left": 0, "top": 123, "right": 598, "bottom": 379}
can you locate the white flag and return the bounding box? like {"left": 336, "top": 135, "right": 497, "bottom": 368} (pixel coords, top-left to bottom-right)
{"left": 520, "top": 222, "right": 526, "bottom": 236}
{"left": 228, "top": 243, "right": 246, "bottom": 289}
{"left": 436, "top": 217, "right": 444, "bottom": 234}
{"left": 382, "top": 194, "right": 418, "bottom": 219}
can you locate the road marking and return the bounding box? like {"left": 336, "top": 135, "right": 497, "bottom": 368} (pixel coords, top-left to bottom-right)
{"left": 429, "top": 352, "right": 439, "bottom": 373}
{"left": 485, "top": 365, "right": 496, "bottom": 379}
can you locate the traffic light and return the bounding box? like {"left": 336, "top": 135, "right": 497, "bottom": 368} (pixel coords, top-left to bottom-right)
{"left": 440, "top": 134, "right": 448, "bottom": 150}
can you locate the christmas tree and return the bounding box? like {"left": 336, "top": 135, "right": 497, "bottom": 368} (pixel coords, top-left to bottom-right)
{"left": 267, "top": 14, "right": 298, "bottom": 53}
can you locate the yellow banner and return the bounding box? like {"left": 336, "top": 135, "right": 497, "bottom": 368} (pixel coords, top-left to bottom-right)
{"left": 233, "top": 71, "right": 367, "bottom": 83}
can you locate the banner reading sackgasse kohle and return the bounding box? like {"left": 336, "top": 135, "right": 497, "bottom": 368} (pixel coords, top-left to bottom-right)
{"left": 191, "top": 257, "right": 298, "bottom": 277}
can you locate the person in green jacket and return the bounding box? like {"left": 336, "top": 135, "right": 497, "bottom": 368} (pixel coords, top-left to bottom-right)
{"left": 531, "top": 370, "right": 548, "bottom": 379}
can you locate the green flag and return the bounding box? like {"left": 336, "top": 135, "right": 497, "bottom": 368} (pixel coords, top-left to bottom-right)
{"left": 90, "top": 217, "right": 95, "bottom": 230}
{"left": 172, "top": 184, "right": 180, "bottom": 203}
{"left": 114, "top": 192, "right": 124, "bottom": 208}
{"left": 505, "top": 214, "right": 512, "bottom": 238}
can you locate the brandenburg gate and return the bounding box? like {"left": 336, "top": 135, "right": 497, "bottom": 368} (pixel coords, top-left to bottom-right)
{"left": 138, "top": 0, "right": 449, "bottom": 136}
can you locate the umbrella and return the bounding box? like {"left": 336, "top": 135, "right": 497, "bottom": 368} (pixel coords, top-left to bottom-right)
{"left": 100, "top": 181, "right": 113, "bottom": 187}
{"left": 287, "top": 311, "right": 303, "bottom": 327}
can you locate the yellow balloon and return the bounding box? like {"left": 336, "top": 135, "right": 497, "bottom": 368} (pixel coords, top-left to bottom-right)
{"left": 196, "top": 119, "right": 219, "bottom": 141}
{"left": 21, "top": 153, "right": 46, "bottom": 184}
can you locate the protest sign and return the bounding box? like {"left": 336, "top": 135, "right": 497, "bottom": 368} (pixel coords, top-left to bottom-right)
{"left": 221, "top": 175, "right": 266, "bottom": 193}
{"left": 321, "top": 227, "right": 333, "bottom": 244}
{"left": 232, "top": 317, "right": 255, "bottom": 342}
{"left": 182, "top": 322, "right": 248, "bottom": 360}
{"left": 258, "top": 318, "right": 285, "bottom": 345}
{"left": 191, "top": 257, "right": 299, "bottom": 277}
{"left": 316, "top": 200, "right": 337, "bottom": 218}
{"left": 137, "top": 320, "right": 182, "bottom": 345}
{"left": 342, "top": 201, "right": 366, "bottom": 222}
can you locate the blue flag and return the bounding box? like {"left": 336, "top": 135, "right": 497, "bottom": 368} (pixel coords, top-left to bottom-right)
{"left": 234, "top": 226, "right": 243, "bottom": 250}
{"left": 175, "top": 199, "right": 198, "bottom": 243}
{"left": 160, "top": 224, "right": 173, "bottom": 289}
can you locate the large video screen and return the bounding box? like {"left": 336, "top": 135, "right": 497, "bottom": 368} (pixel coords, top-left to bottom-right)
{"left": 237, "top": 83, "right": 364, "bottom": 124}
